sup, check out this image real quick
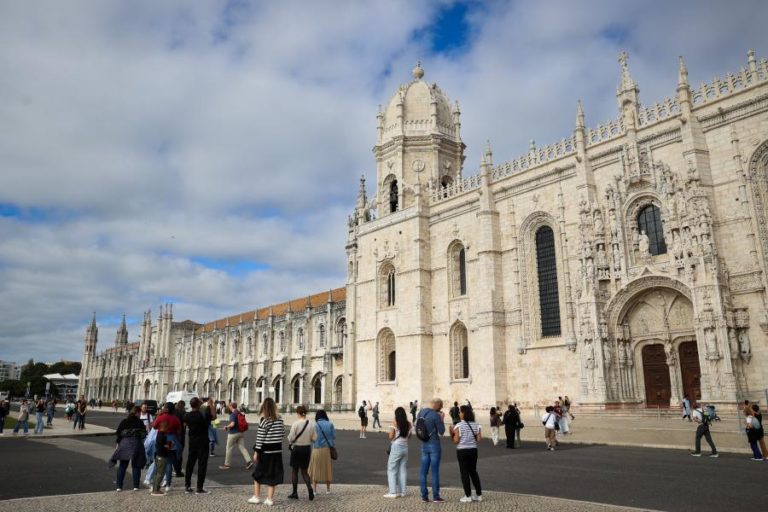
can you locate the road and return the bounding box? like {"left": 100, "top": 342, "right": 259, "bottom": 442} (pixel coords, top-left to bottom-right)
{"left": 0, "top": 409, "right": 763, "bottom": 511}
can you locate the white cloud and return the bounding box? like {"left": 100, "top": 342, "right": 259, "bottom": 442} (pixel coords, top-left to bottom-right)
{"left": 0, "top": 0, "right": 764, "bottom": 363}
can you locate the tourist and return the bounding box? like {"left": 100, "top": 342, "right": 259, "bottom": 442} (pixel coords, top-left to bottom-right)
{"left": 383, "top": 406, "right": 413, "bottom": 498}
{"left": 358, "top": 400, "right": 371, "bottom": 438}
{"left": 111, "top": 406, "right": 147, "bottom": 491}
{"left": 542, "top": 405, "right": 558, "bottom": 451}
{"left": 690, "top": 402, "right": 718, "bottom": 458}
{"left": 750, "top": 404, "right": 767, "bottom": 459}
{"left": 449, "top": 401, "right": 460, "bottom": 426}
{"left": 219, "top": 402, "right": 253, "bottom": 470}
{"left": 563, "top": 396, "right": 575, "bottom": 421}
{"left": 411, "top": 400, "right": 418, "bottom": 423}
{"left": 139, "top": 403, "right": 154, "bottom": 432}
{"left": 112, "top": 399, "right": 118, "bottom": 413}
{"left": 451, "top": 405, "right": 483, "bottom": 503}
{"left": 488, "top": 407, "right": 501, "bottom": 446}
{"left": 13, "top": 399, "right": 30, "bottom": 435}
{"left": 153, "top": 402, "right": 182, "bottom": 490}
{"left": 0, "top": 400, "right": 8, "bottom": 435}
{"left": 173, "top": 401, "right": 186, "bottom": 478}
{"left": 65, "top": 400, "right": 74, "bottom": 422}
{"left": 682, "top": 394, "right": 692, "bottom": 422}
{"left": 204, "top": 398, "right": 219, "bottom": 456}
{"left": 372, "top": 401, "right": 381, "bottom": 429}
{"left": 34, "top": 399, "right": 45, "bottom": 434}
{"left": 76, "top": 396, "right": 87, "bottom": 430}
{"left": 247, "top": 397, "right": 285, "bottom": 506}
{"left": 286, "top": 405, "right": 315, "bottom": 500}
{"left": 746, "top": 404, "right": 764, "bottom": 460}
{"left": 417, "top": 398, "right": 446, "bottom": 503}
{"left": 502, "top": 404, "right": 521, "bottom": 449}
{"left": 46, "top": 399, "right": 55, "bottom": 427}
{"left": 151, "top": 416, "right": 174, "bottom": 496}
{"left": 308, "top": 409, "right": 336, "bottom": 495}
{"left": 183, "top": 397, "right": 212, "bottom": 494}
{"left": 553, "top": 399, "right": 569, "bottom": 435}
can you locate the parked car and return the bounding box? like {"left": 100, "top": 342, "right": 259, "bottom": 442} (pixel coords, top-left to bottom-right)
{"left": 133, "top": 399, "right": 159, "bottom": 415}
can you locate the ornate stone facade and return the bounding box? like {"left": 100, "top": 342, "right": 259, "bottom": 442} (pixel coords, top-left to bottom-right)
{"left": 81, "top": 50, "right": 768, "bottom": 412}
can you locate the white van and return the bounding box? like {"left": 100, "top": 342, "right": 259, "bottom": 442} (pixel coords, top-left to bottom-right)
{"left": 165, "top": 390, "right": 198, "bottom": 410}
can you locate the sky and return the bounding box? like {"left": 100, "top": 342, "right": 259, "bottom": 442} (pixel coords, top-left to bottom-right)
{"left": 0, "top": 0, "right": 765, "bottom": 364}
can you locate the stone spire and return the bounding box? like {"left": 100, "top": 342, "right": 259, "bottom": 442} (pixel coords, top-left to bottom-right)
{"left": 616, "top": 51, "right": 640, "bottom": 113}
{"left": 85, "top": 312, "right": 98, "bottom": 354}
{"left": 576, "top": 100, "right": 585, "bottom": 129}
{"left": 115, "top": 314, "right": 128, "bottom": 346}
{"left": 677, "top": 55, "right": 689, "bottom": 87}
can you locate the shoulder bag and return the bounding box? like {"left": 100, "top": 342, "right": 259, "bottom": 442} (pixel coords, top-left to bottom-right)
{"left": 319, "top": 423, "right": 338, "bottom": 460}
{"left": 289, "top": 420, "right": 309, "bottom": 451}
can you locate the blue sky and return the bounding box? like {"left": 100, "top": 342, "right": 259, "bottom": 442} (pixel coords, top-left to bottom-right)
{"left": 0, "top": 0, "right": 765, "bottom": 363}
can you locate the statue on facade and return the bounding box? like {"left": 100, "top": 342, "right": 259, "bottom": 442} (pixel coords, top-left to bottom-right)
{"left": 639, "top": 230, "right": 650, "bottom": 255}
{"left": 594, "top": 211, "right": 604, "bottom": 235}
{"left": 584, "top": 340, "right": 595, "bottom": 369}
{"left": 705, "top": 328, "right": 720, "bottom": 359}
{"left": 602, "top": 342, "right": 612, "bottom": 367}
{"left": 738, "top": 329, "right": 752, "bottom": 362}
{"left": 596, "top": 247, "right": 608, "bottom": 268}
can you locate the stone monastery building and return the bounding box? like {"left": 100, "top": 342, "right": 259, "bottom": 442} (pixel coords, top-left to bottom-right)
{"left": 80, "top": 50, "right": 768, "bottom": 412}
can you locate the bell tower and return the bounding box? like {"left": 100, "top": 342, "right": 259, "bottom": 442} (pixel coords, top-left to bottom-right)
{"left": 372, "top": 62, "right": 465, "bottom": 217}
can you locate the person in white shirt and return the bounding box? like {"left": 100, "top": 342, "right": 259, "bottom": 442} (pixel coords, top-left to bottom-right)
{"left": 450, "top": 405, "right": 483, "bottom": 503}
{"left": 541, "top": 406, "right": 558, "bottom": 451}
{"left": 383, "top": 406, "right": 414, "bottom": 498}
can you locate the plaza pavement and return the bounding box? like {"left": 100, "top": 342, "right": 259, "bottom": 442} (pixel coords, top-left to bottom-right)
{"left": 0, "top": 484, "right": 658, "bottom": 512}
{"left": 0, "top": 418, "right": 113, "bottom": 439}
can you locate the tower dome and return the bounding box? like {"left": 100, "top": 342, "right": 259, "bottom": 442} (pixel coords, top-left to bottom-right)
{"left": 378, "top": 62, "right": 459, "bottom": 145}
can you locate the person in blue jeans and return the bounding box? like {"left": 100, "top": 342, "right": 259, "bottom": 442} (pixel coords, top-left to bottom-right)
{"left": 13, "top": 400, "right": 30, "bottom": 435}
{"left": 418, "top": 398, "right": 446, "bottom": 503}
{"left": 34, "top": 400, "right": 45, "bottom": 434}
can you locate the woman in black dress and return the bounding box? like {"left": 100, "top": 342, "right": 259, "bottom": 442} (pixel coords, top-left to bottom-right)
{"left": 286, "top": 405, "right": 316, "bottom": 500}
{"left": 248, "top": 397, "right": 285, "bottom": 506}
{"left": 502, "top": 404, "right": 520, "bottom": 449}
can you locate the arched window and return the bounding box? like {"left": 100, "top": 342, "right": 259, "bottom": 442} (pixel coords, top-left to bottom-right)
{"left": 389, "top": 179, "right": 399, "bottom": 213}
{"left": 278, "top": 331, "right": 286, "bottom": 353}
{"left": 637, "top": 204, "right": 667, "bottom": 255}
{"left": 318, "top": 325, "right": 326, "bottom": 348}
{"left": 292, "top": 376, "right": 301, "bottom": 404}
{"left": 378, "top": 328, "right": 396, "bottom": 382}
{"left": 312, "top": 374, "right": 323, "bottom": 404}
{"left": 536, "top": 226, "right": 561, "bottom": 337}
{"left": 449, "top": 242, "right": 467, "bottom": 297}
{"left": 273, "top": 377, "right": 283, "bottom": 404}
{"left": 450, "top": 322, "right": 469, "bottom": 380}
{"left": 297, "top": 328, "right": 304, "bottom": 351}
{"left": 333, "top": 376, "right": 343, "bottom": 404}
{"left": 380, "top": 262, "right": 396, "bottom": 307}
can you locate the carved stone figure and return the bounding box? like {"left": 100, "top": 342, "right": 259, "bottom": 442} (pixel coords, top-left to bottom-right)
{"left": 584, "top": 340, "right": 595, "bottom": 369}
{"left": 602, "top": 342, "right": 612, "bottom": 367}
{"left": 705, "top": 328, "right": 719, "bottom": 359}
{"left": 594, "top": 212, "right": 604, "bottom": 235}
{"left": 609, "top": 211, "right": 619, "bottom": 238}
{"left": 596, "top": 247, "right": 608, "bottom": 268}
{"left": 738, "top": 329, "right": 752, "bottom": 362}
{"left": 639, "top": 230, "right": 650, "bottom": 255}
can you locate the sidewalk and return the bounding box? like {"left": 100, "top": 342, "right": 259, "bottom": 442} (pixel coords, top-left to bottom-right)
{"left": 0, "top": 419, "right": 113, "bottom": 439}
{"left": 249, "top": 411, "right": 751, "bottom": 454}
{"left": 1, "top": 484, "right": 658, "bottom": 512}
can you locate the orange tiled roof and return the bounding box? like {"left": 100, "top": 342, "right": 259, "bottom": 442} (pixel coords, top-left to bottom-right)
{"left": 195, "top": 287, "right": 346, "bottom": 335}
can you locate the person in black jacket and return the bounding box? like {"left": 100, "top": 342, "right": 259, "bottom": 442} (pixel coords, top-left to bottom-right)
{"left": 502, "top": 404, "right": 521, "bottom": 449}
{"left": 111, "top": 406, "right": 147, "bottom": 491}
{"left": 183, "top": 398, "right": 212, "bottom": 494}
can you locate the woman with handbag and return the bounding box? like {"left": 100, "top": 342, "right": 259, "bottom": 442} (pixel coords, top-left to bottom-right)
{"left": 308, "top": 409, "right": 336, "bottom": 495}
{"left": 383, "top": 406, "right": 413, "bottom": 498}
{"left": 248, "top": 398, "right": 285, "bottom": 506}
{"left": 450, "top": 405, "right": 483, "bottom": 503}
{"left": 110, "top": 406, "right": 147, "bottom": 491}
{"left": 286, "top": 405, "right": 316, "bottom": 500}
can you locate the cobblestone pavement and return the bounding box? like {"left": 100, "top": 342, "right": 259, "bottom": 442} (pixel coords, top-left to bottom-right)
{"left": 0, "top": 485, "right": 657, "bottom": 512}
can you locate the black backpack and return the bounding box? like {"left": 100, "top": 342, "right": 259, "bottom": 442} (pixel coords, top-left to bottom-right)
{"left": 358, "top": 405, "right": 365, "bottom": 418}
{"left": 415, "top": 411, "right": 434, "bottom": 442}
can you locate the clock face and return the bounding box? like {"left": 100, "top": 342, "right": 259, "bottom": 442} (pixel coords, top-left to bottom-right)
{"left": 412, "top": 160, "right": 425, "bottom": 173}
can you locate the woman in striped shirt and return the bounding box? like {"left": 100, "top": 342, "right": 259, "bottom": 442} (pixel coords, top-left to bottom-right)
{"left": 248, "top": 398, "right": 285, "bottom": 506}
{"left": 449, "top": 405, "right": 483, "bottom": 503}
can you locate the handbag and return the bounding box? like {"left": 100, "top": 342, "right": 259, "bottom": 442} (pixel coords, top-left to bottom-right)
{"left": 319, "top": 423, "right": 338, "bottom": 460}
{"left": 289, "top": 420, "right": 309, "bottom": 451}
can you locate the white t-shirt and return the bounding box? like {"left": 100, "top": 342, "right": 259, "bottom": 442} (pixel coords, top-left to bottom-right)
{"left": 542, "top": 412, "right": 558, "bottom": 429}
{"left": 456, "top": 421, "right": 481, "bottom": 449}
{"left": 390, "top": 425, "right": 414, "bottom": 446}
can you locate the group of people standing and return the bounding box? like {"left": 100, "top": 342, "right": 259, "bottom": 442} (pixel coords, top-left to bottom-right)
{"left": 1, "top": 398, "right": 61, "bottom": 435}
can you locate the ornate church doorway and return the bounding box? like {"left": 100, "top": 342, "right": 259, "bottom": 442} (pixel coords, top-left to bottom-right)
{"left": 642, "top": 344, "right": 671, "bottom": 407}
{"left": 679, "top": 341, "right": 701, "bottom": 401}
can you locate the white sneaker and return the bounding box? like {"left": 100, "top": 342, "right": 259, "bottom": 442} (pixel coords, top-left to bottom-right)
{"left": 264, "top": 498, "right": 274, "bottom": 506}
{"left": 383, "top": 493, "right": 399, "bottom": 498}
{"left": 472, "top": 495, "right": 483, "bottom": 502}
{"left": 247, "top": 496, "right": 261, "bottom": 504}
{"left": 459, "top": 496, "right": 473, "bottom": 503}
{"left": 399, "top": 492, "right": 407, "bottom": 498}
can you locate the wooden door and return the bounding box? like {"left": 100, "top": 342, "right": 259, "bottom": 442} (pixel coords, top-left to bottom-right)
{"left": 642, "top": 344, "right": 671, "bottom": 407}
{"left": 679, "top": 341, "right": 702, "bottom": 402}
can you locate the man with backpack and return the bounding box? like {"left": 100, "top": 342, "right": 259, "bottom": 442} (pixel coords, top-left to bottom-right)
{"left": 358, "top": 400, "right": 371, "bottom": 438}
{"left": 372, "top": 401, "right": 381, "bottom": 429}
{"left": 219, "top": 402, "right": 253, "bottom": 470}
{"left": 690, "top": 402, "right": 719, "bottom": 458}
{"left": 449, "top": 401, "right": 460, "bottom": 426}
{"left": 416, "top": 398, "right": 446, "bottom": 503}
